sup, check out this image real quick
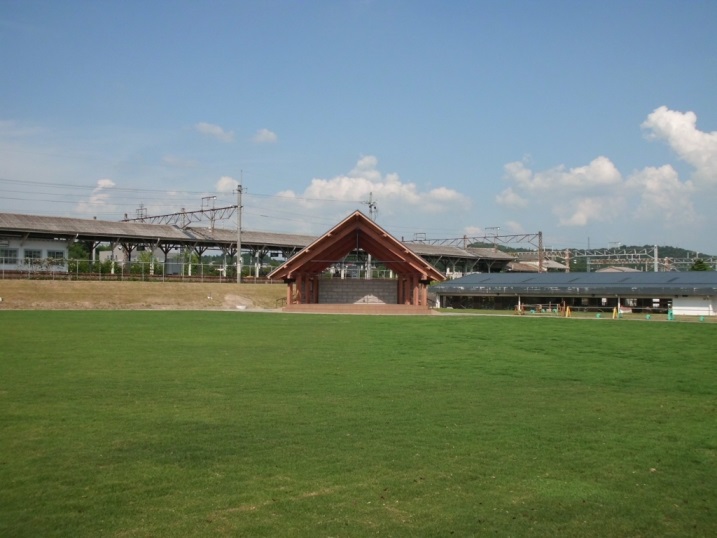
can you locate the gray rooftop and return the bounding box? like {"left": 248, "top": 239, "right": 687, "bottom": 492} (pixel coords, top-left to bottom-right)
{"left": 0, "top": 212, "right": 188, "bottom": 240}
{"left": 0, "top": 212, "right": 316, "bottom": 250}
{"left": 432, "top": 271, "right": 717, "bottom": 297}
{"left": 188, "top": 227, "right": 316, "bottom": 248}
{"left": 405, "top": 243, "right": 514, "bottom": 260}
{"left": 0, "top": 212, "right": 516, "bottom": 262}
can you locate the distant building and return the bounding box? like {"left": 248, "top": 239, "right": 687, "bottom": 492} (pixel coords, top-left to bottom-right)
{"left": 596, "top": 266, "right": 641, "bottom": 273}
{"left": 508, "top": 250, "right": 569, "bottom": 272}
{"left": 0, "top": 237, "right": 68, "bottom": 273}
{"left": 432, "top": 272, "right": 717, "bottom": 316}
{"left": 506, "top": 259, "right": 568, "bottom": 272}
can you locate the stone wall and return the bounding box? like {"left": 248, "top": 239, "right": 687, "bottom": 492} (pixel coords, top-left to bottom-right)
{"left": 319, "top": 278, "right": 397, "bottom": 304}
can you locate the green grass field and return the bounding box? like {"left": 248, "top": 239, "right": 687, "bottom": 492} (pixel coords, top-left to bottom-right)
{"left": 1, "top": 312, "right": 715, "bottom": 537}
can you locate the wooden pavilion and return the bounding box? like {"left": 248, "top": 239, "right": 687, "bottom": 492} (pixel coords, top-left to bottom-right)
{"left": 267, "top": 211, "right": 446, "bottom": 312}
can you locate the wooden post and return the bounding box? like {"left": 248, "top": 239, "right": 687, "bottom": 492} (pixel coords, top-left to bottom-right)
{"left": 295, "top": 274, "right": 303, "bottom": 304}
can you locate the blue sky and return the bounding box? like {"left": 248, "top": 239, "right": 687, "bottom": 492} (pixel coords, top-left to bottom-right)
{"left": 1, "top": 0, "right": 716, "bottom": 253}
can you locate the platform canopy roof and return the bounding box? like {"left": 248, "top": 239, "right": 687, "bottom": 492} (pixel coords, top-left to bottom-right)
{"left": 268, "top": 211, "right": 446, "bottom": 282}
{"left": 0, "top": 212, "right": 316, "bottom": 251}
{"left": 0, "top": 212, "right": 188, "bottom": 241}
{"left": 0, "top": 212, "right": 516, "bottom": 268}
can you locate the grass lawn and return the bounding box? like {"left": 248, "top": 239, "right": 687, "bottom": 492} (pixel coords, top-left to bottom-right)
{"left": 1, "top": 312, "right": 715, "bottom": 537}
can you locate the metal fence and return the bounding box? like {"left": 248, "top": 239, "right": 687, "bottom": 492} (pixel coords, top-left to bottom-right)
{"left": 0, "top": 259, "right": 279, "bottom": 283}
{"left": 1, "top": 259, "right": 399, "bottom": 283}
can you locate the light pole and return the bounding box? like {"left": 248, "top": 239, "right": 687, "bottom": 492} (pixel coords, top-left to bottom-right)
{"left": 236, "top": 178, "right": 243, "bottom": 284}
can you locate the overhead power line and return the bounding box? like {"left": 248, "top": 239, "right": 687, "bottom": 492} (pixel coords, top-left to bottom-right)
{"left": 0, "top": 177, "right": 365, "bottom": 204}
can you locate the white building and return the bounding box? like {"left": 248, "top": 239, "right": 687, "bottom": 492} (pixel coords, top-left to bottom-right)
{"left": 0, "top": 237, "right": 68, "bottom": 273}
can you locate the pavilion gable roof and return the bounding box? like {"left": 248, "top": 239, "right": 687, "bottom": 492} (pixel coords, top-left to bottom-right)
{"left": 267, "top": 211, "right": 446, "bottom": 282}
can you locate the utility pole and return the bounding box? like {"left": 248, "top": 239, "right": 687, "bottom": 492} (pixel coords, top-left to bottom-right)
{"left": 135, "top": 204, "right": 148, "bottom": 221}
{"left": 363, "top": 192, "right": 378, "bottom": 221}
{"left": 587, "top": 237, "right": 591, "bottom": 273}
{"left": 363, "top": 192, "right": 378, "bottom": 279}
{"left": 565, "top": 248, "right": 571, "bottom": 273}
{"left": 538, "top": 231, "right": 544, "bottom": 272}
{"left": 236, "top": 174, "right": 243, "bottom": 284}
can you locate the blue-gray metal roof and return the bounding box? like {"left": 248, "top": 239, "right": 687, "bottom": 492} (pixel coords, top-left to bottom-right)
{"left": 431, "top": 271, "right": 717, "bottom": 298}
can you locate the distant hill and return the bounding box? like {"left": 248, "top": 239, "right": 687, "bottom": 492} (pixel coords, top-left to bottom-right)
{"left": 626, "top": 245, "right": 715, "bottom": 259}
{"left": 468, "top": 242, "right": 534, "bottom": 253}
{"left": 469, "top": 242, "right": 714, "bottom": 259}
{"left": 467, "top": 241, "right": 714, "bottom": 272}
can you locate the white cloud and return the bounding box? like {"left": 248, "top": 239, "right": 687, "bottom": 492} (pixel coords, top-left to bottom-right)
{"left": 463, "top": 226, "right": 484, "bottom": 236}
{"left": 500, "top": 153, "right": 700, "bottom": 230}
{"left": 626, "top": 165, "right": 696, "bottom": 222}
{"left": 497, "top": 108, "right": 717, "bottom": 233}
{"left": 642, "top": 106, "right": 717, "bottom": 184}
{"left": 503, "top": 220, "right": 525, "bottom": 234}
{"left": 75, "top": 178, "right": 116, "bottom": 215}
{"left": 496, "top": 156, "right": 624, "bottom": 226}
{"left": 428, "top": 186, "right": 465, "bottom": 202}
{"left": 500, "top": 157, "right": 625, "bottom": 227}
{"left": 194, "top": 122, "right": 234, "bottom": 142}
{"left": 216, "top": 176, "right": 238, "bottom": 193}
{"left": 256, "top": 156, "right": 472, "bottom": 235}
{"left": 278, "top": 155, "right": 470, "bottom": 215}
{"left": 253, "top": 128, "right": 278, "bottom": 143}
{"left": 504, "top": 156, "right": 622, "bottom": 193}
{"left": 496, "top": 187, "right": 528, "bottom": 209}
{"left": 555, "top": 195, "right": 625, "bottom": 227}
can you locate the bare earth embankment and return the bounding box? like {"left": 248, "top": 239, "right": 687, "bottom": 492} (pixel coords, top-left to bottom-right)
{"left": 0, "top": 281, "right": 286, "bottom": 310}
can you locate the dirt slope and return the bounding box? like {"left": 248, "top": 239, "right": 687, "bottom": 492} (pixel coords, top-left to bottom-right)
{"left": 0, "top": 281, "right": 285, "bottom": 310}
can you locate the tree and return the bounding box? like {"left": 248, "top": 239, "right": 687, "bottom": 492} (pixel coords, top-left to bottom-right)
{"left": 689, "top": 259, "right": 712, "bottom": 271}
{"left": 68, "top": 241, "right": 89, "bottom": 259}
